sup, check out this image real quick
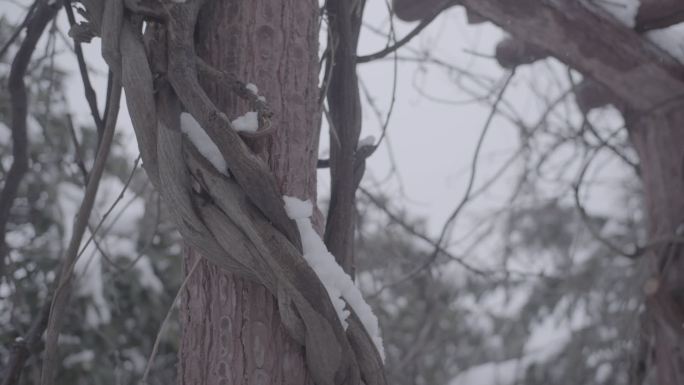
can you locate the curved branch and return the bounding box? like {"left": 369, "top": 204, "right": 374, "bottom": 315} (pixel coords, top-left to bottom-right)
{"left": 356, "top": 0, "right": 453, "bottom": 64}
{"left": 458, "top": 0, "right": 684, "bottom": 111}
{"left": 403, "top": 70, "right": 515, "bottom": 281}
{"left": 635, "top": 0, "right": 684, "bottom": 31}
{"left": 0, "top": 0, "right": 39, "bottom": 61}
{"left": 572, "top": 152, "right": 640, "bottom": 260}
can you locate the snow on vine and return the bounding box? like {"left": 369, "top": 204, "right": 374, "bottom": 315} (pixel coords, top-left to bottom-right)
{"left": 357, "top": 135, "right": 376, "bottom": 149}
{"left": 283, "top": 196, "right": 386, "bottom": 361}
{"left": 246, "top": 82, "right": 267, "bottom": 102}
{"left": 231, "top": 111, "right": 259, "bottom": 133}
{"left": 180, "top": 112, "right": 229, "bottom": 175}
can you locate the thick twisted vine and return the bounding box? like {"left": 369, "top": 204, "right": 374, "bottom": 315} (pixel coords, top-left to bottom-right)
{"left": 73, "top": 1, "right": 387, "bottom": 384}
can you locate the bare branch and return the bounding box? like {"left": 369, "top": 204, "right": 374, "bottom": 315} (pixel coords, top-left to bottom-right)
{"left": 458, "top": 0, "right": 684, "bottom": 110}
{"left": 1, "top": 301, "right": 51, "bottom": 385}
{"left": 63, "top": 0, "right": 104, "bottom": 137}
{"left": 0, "top": 0, "right": 39, "bottom": 60}
{"left": 359, "top": 187, "right": 489, "bottom": 277}
{"left": 64, "top": 108, "right": 90, "bottom": 184}
{"left": 400, "top": 70, "right": 516, "bottom": 281}
{"left": 75, "top": 155, "right": 141, "bottom": 261}
{"left": 570, "top": 151, "right": 684, "bottom": 260}
{"left": 141, "top": 255, "right": 202, "bottom": 384}
{"left": 356, "top": 0, "right": 453, "bottom": 64}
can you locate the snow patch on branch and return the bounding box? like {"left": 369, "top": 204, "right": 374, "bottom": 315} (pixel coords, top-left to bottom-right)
{"left": 283, "top": 196, "right": 386, "bottom": 361}
{"left": 594, "top": 0, "right": 640, "bottom": 28}
{"left": 246, "top": 82, "right": 267, "bottom": 102}
{"left": 180, "top": 112, "right": 229, "bottom": 175}
{"left": 231, "top": 111, "right": 259, "bottom": 133}
{"left": 357, "top": 135, "right": 376, "bottom": 149}
{"left": 246, "top": 83, "right": 259, "bottom": 95}
{"left": 0, "top": 122, "right": 10, "bottom": 143}
{"left": 63, "top": 349, "right": 95, "bottom": 368}
{"left": 645, "top": 23, "right": 684, "bottom": 64}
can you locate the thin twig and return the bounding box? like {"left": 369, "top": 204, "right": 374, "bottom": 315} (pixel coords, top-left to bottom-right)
{"left": 366, "top": 19, "right": 398, "bottom": 152}
{"left": 65, "top": 109, "right": 90, "bottom": 184}
{"left": 318, "top": 23, "right": 336, "bottom": 107}
{"left": 79, "top": 179, "right": 148, "bottom": 274}
{"left": 63, "top": 0, "right": 104, "bottom": 137}
{"left": 356, "top": 0, "right": 454, "bottom": 63}
{"left": 565, "top": 69, "right": 640, "bottom": 175}
{"left": 1, "top": 301, "right": 51, "bottom": 385}
{"left": 0, "top": 0, "right": 39, "bottom": 60}
{"left": 398, "top": 70, "right": 516, "bottom": 281}
{"left": 141, "top": 256, "right": 202, "bottom": 384}
{"left": 571, "top": 140, "right": 684, "bottom": 260}
{"left": 76, "top": 155, "right": 141, "bottom": 260}
{"left": 358, "top": 80, "right": 405, "bottom": 189}
{"left": 573, "top": 152, "right": 641, "bottom": 259}
{"left": 359, "top": 187, "right": 489, "bottom": 276}
{"left": 115, "top": 193, "right": 162, "bottom": 272}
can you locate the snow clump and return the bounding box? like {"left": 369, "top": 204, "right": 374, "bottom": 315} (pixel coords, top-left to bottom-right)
{"left": 283, "top": 196, "right": 385, "bottom": 361}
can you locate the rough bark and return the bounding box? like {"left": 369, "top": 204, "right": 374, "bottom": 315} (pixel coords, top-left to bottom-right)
{"left": 178, "top": 1, "right": 320, "bottom": 384}
{"left": 626, "top": 105, "right": 684, "bottom": 385}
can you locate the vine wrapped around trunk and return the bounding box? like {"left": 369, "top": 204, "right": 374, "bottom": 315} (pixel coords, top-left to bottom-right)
{"left": 75, "top": 1, "right": 386, "bottom": 385}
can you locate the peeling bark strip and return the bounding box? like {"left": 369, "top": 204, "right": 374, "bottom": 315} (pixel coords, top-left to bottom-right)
{"left": 73, "top": 0, "right": 386, "bottom": 384}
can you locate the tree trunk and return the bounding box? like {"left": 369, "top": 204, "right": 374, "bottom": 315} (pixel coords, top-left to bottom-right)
{"left": 178, "top": 1, "right": 320, "bottom": 384}
{"left": 626, "top": 104, "right": 684, "bottom": 385}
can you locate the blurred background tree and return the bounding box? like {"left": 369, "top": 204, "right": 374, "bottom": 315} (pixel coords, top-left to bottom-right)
{"left": 0, "top": 15, "right": 182, "bottom": 384}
